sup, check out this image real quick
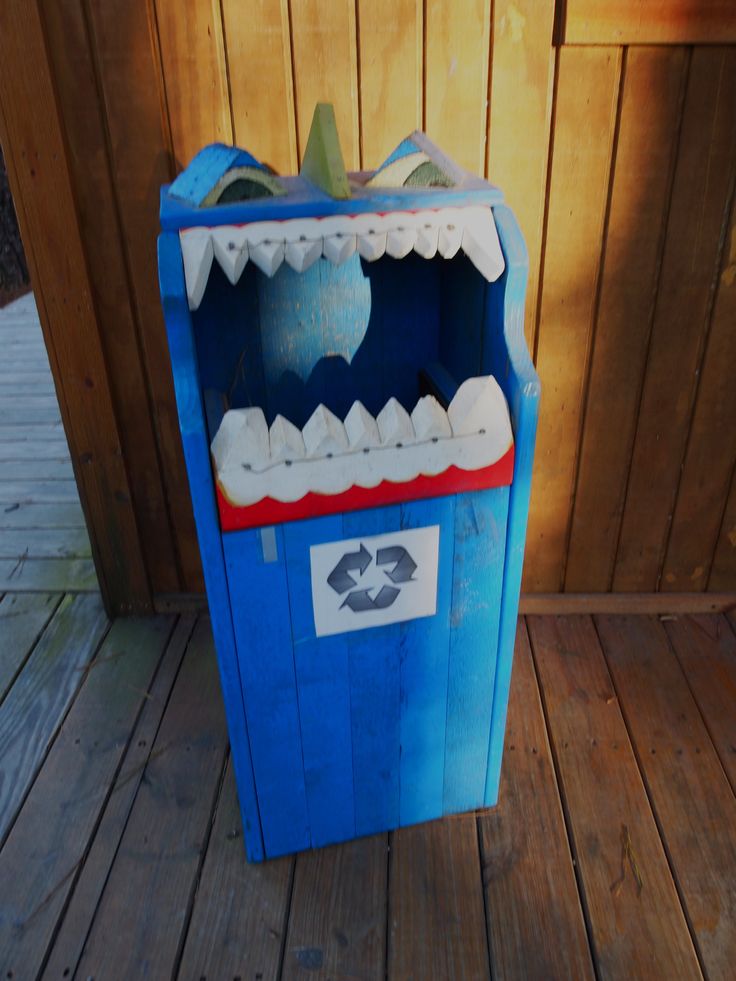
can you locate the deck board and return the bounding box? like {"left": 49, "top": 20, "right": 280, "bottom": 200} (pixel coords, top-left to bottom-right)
{"left": 0, "top": 608, "right": 734, "bottom": 978}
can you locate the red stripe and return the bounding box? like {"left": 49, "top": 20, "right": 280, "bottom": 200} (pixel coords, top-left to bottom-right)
{"left": 216, "top": 446, "right": 514, "bottom": 532}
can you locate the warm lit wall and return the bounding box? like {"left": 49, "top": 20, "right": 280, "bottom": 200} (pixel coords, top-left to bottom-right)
{"left": 0, "top": 1, "right": 734, "bottom": 611}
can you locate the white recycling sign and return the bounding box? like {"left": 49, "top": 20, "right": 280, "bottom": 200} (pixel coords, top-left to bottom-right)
{"left": 309, "top": 525, "right": 440, "bottom": 638}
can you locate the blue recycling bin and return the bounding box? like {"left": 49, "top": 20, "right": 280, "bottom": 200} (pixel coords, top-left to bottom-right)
{"left": 158, "top": 110, "right": 540, "bottom": 861}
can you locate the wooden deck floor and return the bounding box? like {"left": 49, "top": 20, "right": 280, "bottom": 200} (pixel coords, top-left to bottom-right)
{"left": 0, "top": 595, "right": 734, "bottom": 980}
{"left": 0, "top": 293, "right": 96, "bottom": 593}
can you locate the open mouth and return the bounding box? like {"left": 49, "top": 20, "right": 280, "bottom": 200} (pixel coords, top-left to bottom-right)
{"left": 164, "top": 122, "right": 516, "bottom": 531}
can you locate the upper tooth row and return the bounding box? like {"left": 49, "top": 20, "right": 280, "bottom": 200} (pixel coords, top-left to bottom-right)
{"left": 180, "top": 206, "right": 504, "bottom": 309}
{"left": 211, "top": 376, "right": 513, "bottom": 506}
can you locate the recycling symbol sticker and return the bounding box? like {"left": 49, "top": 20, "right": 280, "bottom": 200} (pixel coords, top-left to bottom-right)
{"left": 327, "top": 543, "right": 417, "bottom": 612}
{"left": 310, "top": 526, "right": 440, "bottom": 638}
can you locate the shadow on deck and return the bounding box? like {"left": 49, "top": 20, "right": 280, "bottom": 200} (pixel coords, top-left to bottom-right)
{"left": 0, "top": 293, "right": 96, "bottom": 593}
{"left": 0, "top": 597, "right": 735, "bottom": 979}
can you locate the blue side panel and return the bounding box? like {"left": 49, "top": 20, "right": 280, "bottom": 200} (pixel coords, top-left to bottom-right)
{"left": 443, "top": 486, "right": 509, "bottom": 813}
{"left": 157, "top": 232, "right": 264, "bottom": 861}
{"left": 343, "top": 506, "right": 402, "bottom": 837}
{"left": 168, "top": 143, "right": 263, "bottom": 205}
{"left": 282, "top": 515, "right": 356, "bottom": 848}
{"left": 222, "top": 528, "right": 311, "bottom": 857}
{"left": 398, "top": 495, "right": 455, "bottom": 826}
{"left": 482, "top": 203, "right": 540, "bottom": 805}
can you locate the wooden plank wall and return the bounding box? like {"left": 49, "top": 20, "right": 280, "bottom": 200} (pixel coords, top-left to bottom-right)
{"left": 0, "top": 0, "right": 734, "bottom": 612}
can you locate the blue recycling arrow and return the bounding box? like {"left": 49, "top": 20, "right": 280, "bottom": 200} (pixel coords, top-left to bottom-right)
{"left": 376, "top": 546, "right": 417, "bottom": 584}
{"left": 327, "top": 543, "right": 372, "bottom": 594}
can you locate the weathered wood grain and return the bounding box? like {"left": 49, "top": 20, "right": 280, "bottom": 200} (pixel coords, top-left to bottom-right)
{"left": 388, "top": 815, "right": 490, "bottom": 979}
{"left": 177, "top": 757, "right": 293, "bottom": 980}
{"left": 614, "top": 47, "right": 736, "bottom": 591}
{"left": 524, "top": 46, "right": 621, "bottom": 591}
{"left": 0, "top": 480, "right": 83, "bottom": 503}
{"left": 596, "top": 614, "right": 736, "bottom": 978}
{"left": 0, "top": 440, "right": 69, "bottom": 461}
{"left": 710, "top": 474, "right": 736, "bottom": 591}
{"left": 0, "top": 592, "right": 59, "bottom": 701}
{"left": 566, "top": 47, "right": 688, "bottom": 591}
{"left": 0, "top": 593, "right": 108, "bottom": 845}
{"left": 480, "top": 620, "right": 595, "bottom": 980}
{"left": 0, "top": 558, "right": 97, "bottom": 593}
{"left": 357, "top": 0, "right": 422, "bottom": 168}
{"left": 74, "top": 616, "right": 229, "bottom": 979}
{"left": 41, "top": 617, "right": 194, "bottom": 981}
{"left": 222, "top": 0, "right": 296, "bottom": 174}
{"left": 0, "top": 458, "right": 73, "bottom": 481}
{"left": 562, "top": 0, "right": 736, "bottom": 44}
{"left": 527, "top": 615, "right": 702, "bottom": 979}
{"left": 0, "top": 615, "right": 174, "bottom": 980}
{"left": 0, "top": 526, "right": 90, "bottom": 560}
{"left": 282, "top": 836, "right": 387, "bottom": 980}
{"left": 0, "top": 501, "right": 85, "bottom": 530}
{"left": 425, "top": 0, "right": 491, "bottom": 175}
{"left": 663, "top": 614, "right": 736, "bottom": 792}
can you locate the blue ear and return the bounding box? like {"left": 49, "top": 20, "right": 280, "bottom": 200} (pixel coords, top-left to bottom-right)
{"left": 168, "top": 143, "right": 267, "bottom": 206}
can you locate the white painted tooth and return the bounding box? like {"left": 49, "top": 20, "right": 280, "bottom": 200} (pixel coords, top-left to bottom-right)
{"left": 357, "top": 231, "right": 387, "bottom": 262}
{"left": 448, "top": 376, "right": 506, "bottom": 436}
{"left": 211, "top": 407, "right": 269, "bottom": 473}
{"left": 461, "top": 209, "right": 505, "bottom": 282}
{"left": 414, "top": 224, "right": 440, "bottom": 259}
{"left": 411, "top": 395, "right": 452, "bottom": 440}
{"left": 269, "top": 413, "right": 306, "bottom": 462}
{"left": 211, "top": 227, "right": 249, "bottom": 285}
{"left": 285, "top": 238, "right": 322, "bottom": 273}
{"left": 377, "top": 397, "right": 415, "bottom": 446}
{"left": 248, "top": 240, "right": 285, "bottom": 277}
{"left": 323, "top": 234, "right": 357, "bottom": 265}
{"left": 437, "top": 223, "right": 463, "bottom": 259}
{"left": 385, "top": 227, "right": 416, "bottom": 259}
{"left": 344, "top": 400, "right": 381, "bottom": 449}
{"left": 180, "top": 228, "right": 214, "bottom": 310}
{"left": 302, "top": 404, "right": 349, "bottom": 457}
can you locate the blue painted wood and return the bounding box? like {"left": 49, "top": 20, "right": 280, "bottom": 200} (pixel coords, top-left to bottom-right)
{"left": 439, "top": 254, "right": 485, "bottom": 385}
{"left": 168, "top": 143, "right": 264, "bottom": 205}
{"left": 482, "top": 204, "right": 540, "bottom": 806}
{"left": 373, "top": 136, "right": 421, "bottom": 171}
{"left": 342, "top": 505, "right": 402, "bottom": 837}
{"left": 222, "top": 527, "right": 311, "bottom": 857}
{"left": 157, "top": 231, "right": 264, "bottom": 861}
{"left": 160, "top": 181, "right": 504, "bottom": 232}
{"left": 398, "top": 495, "right": 455, "bottom": 826}
{"left": 282, "top": 514, "right": 356, "bottom": 848}
{"left": 443, "top": 486, "right": 509, "bottom": 814}
{"left": 203, "top": 388, "right": 226, "bottom": 442}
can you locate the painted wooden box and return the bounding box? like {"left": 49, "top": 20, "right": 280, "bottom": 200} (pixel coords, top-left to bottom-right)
{"left": 158, "top": 108, "right": 540, "bottom": 861}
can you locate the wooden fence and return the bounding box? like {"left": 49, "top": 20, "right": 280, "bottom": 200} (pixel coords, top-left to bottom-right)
{"left": 0, "top": 1, "right": 734, "bottom": 612}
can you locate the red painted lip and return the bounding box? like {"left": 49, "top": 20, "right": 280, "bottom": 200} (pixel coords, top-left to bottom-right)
{"left": 216, "top": 446, "right": 515, "bottom": 532}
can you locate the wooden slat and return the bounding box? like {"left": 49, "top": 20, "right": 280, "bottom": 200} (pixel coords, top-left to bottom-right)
{"left": 40, "top": 0, "right": 182, "bottom": 596}
{"left": 614, "top": 48, "right": 736, "bottom": 591}
{"left": 0, "top": 615, "right": 174, "bottom": 979}
{"left": 479, "top": 620, "right": 595, "bottom": 980}
{"left": 524, "top": 46, "right": 621, "bottom": 591}
{"left": 154, "top": 0, "right": 232, "bottom": 168}
{"left": 0, "top": 458, "right": 74, "bottom": 481}
{"left": 0, "top": 424, "right": 66, "bottom": 442}
{"left": 357, "top": 0, "right": 422, "bottom": 168}
{"left": 596, "top": 614, "right": 736, "bottom": 977}
{"left": 663, "top": 614, "right": 736, "bottom": 791}
{"left": 520, "top": 591, "right": 736, "bottom": 615}
{"left": 0, "top": 1, "right": 151, "bottom": 612}
{"left": 74, "top": 616, "right": 229, "bottom": 979}
{"left": 290, "top": 0, "right": 360, "bottom": 169}
{"left": 425, "top": 0, "right": 491, "bottom": 174}
{"left": 282, "top": 837, "right": 387, "bottom": 980}
{"left": 562, "top": 0, "right": 736, "bottom": 45}
{"left": 85, "top": 0, "right": 204, "bottom": 593}
{"left": 0, "top": 480, "right": 84, "bottom": 503}
{"left": 564, "top": 46, "right": 686, "bottom": 590}
{"left": 0, "top": 440, "right": 69, "bottom": 461}
{"left": 710, "top": 474, "right": 736, "bottom": 591}
{"left": 0, "top": 526, "right": 91, "bottom": 560}
{"left": 178, "top": 757, "right": 292, "bottom": 978}
{"left": 527, "top": 615, "right": 702, "bottom": 979}
{"left": 0, "top": 501, "right": 86, "bottom": 530}
{"left": 41, "top": 617, "right": 194, "bottom": 981}
{"left": 222, "top": 0, "right": 296, "bottom": 173}
{"left": 0, "top": 557, "right": 97, "bottom": 593}
{"left": 0, "top": 593, "right": 59, "bottom": 701}
{"left": 662, "top": 187, "right": 736, "bottom": 591}
{"left": 0, "top": 593, "right": 108, "bottom": 844}
{"left": 388, "top": 815, "right": 489, "bottom": 978}
{"left": 487, "top": 0, "right": 555, "bottom": 347}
